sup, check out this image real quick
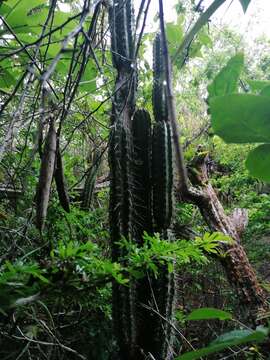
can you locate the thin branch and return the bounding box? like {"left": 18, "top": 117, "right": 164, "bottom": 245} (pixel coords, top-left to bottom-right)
{"left": 134, "top": 0, "right": 151, "bottom": 59}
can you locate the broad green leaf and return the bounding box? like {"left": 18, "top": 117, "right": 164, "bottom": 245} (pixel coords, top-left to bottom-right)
{"left": 176, "top": 329, "right": 267, "bottom": 360}
{"left": 16, "top": 33, "right": 38, "bottom": 43}
{"left": 197, "top": 26, "right": 212, "bottom": 48}
{"left": 166, "top": 22, "right": 183, "bottom": 57}
{"left": 260, "top": 85, "right": 270, "bottom": 97}
{"left": 208, "top": 53, "right": 244, "bottom": 98}
{"left": 0, "top": 4, "right": 12, "bottom": 15}
{"left": 4, "top": 0, "right": 46, "bottom": 33}
{"left": 0, "top": 59, "right": 19, "bottom": 90}
{"left": 40, "top": 43, "right": 62, "bottom": 58}
{"left": 189, "top": 41, "right": 202, "bottom": 59}
{"left": 0, "top": 71, "right": 16, "bottom": 90}
{"left": 212, "top": 329, "right": 267, "bottom": 345}
{"left": 246, "top": 144, "right": 270, "bottom": 182}
{"left": 27, "top": 8, "right": 77, "bottom": 37}
{"left": 210, "top": 94, "right": 270, "bottom": 143}
{"left": 79, "top": 63, "right": 97, "bottom": 93}
{"left": 56, "top": 59, "right": 71, "bottom": 75}
{"left": 166, "top": 22, "right": 183, "bottom": 44}
{"left": 27, "top": 7, "right": 50, "bottom": 28}
{"left": 189, "top": 26, "right": 212, "bottom": 60}
{"left": 239, "top": 0, "right": 251, "bottom": 13}
{"left": 187, "top": 308, "right": 232, "bottom": 321}
{"left": 247, "top": 79, "right": 270, "bottom": 93}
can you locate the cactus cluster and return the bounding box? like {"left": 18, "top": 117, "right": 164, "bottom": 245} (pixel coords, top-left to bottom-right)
{"left": 109, "top": 2, "right": 174, "bottom": 359}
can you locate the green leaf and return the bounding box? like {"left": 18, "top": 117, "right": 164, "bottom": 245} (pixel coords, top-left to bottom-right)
{"left": 247, "top": 79, "right": 270, "bottom": 93}
{"left": 176, "top": 329, "right": 267, "bottom": 360}
{"left": 189, "top": 41, "right": 203, "bottom": 59}
{"left": 79, "top": 63, "right": 97, "bottom": 93}
{"left": 210, "top": 94, "right": 270, "bottom": 143}
{"left": 187, "top": 308, "right": 232, "bottom": 321}
{"left": 0, "top": 4, "right": 12, "bottom": 15}
{"left": 27, "top": 8, "right": 77, "bottom": 37}
{"left": 208, "top": 53, "right": 244, "bottom": 98}
{"left": 246, "top": 144, "right": 270, "bottom": 182}
{"left": 197, "top": 26, "right": 212, "bottom": 48}
{"left": 239, "top": 0, "right": 251, "bottom": 13}
{"left": 0, "top": 60, "right": 18, "bottom": 90}
{"left": 4, "top": 0, "right": 47, "bottom": 33}
{"left": 166, "top": 22, "right": 183, "bottom": 44}
{"left": 260, "top": 85, "right": 270, "bottom": 97}
{"left": 40, "top": 43, "right": 62, "bottom": 58}
{"left": 166, "top": 22, "right": 183, "bottom": 57}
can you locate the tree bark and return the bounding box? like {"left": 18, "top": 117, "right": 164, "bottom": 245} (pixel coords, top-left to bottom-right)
{"left": 183, "top": 154, "right": 268, "bottom": 322}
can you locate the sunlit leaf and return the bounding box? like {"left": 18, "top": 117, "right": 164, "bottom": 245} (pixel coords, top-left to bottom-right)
{"left": 210, "top": 94, "right": 270, "bottom": 143}
{"left": 260, "top": 85, "right": 270, "bottom": 97}
{"left": 246, "top": 144, "right": 270, "bottom": 182}
{"left": 79, "top": 63, "right": 97, "bottom": 93}
{"left": 176, "top": 329, "right": 267, "bottom": 360}
{"left": 208, "top": 53, "right": 244, "bottom": 98}
{"left": 4, "top": 0, "right": 47, "bottom": 33}
{"left": 187, "top": 307, "right": 232, "bottom": 321}
{"left": 247, "top": 79, "right": 270, "bottom": 93}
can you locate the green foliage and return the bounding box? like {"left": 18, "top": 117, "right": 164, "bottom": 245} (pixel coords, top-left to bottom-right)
{"left": 119, "top": 232, "right": 221, "bottom": 278}
{"left": 247, "top": 79, "right": 270, "bottom": 93}
{"left": 177, "top": 327, "right": 268, "bottom": 360}
{"left": 186, "top": 307, "right": 232, "bottom": 321}
{"left": 210, "top": 94, "right": 270, "bottom": 143}
{"left": 0, "top": 0, "right": 269, "bottom": 358}
{"left": 209, "top": 51, "right": 270, "bottom": 183}
{"left": 246, "top": 144, "right": 270, "bottom": 182}
{"left": 166, "top": 15, "right": 184, "bottom": 58}
{"left": 207, "top": 53, "right": 244, "bottom": 98}
{"left": 0, "top": 230, "right": 223, "bottom": 314}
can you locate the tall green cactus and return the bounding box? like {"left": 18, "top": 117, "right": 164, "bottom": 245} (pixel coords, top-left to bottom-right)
{"left": 109, "top": 1, "right": 136, "bottom": 357}
{"left": 109, "top": 122, "right": 133, "bottom": 358}
{"left": 81, "top": 150, "right": 101, "bottom": 210}
{"left": 109, "top": 1, "right": 175, "bottom": 358}
{"left": 153, "top": 33, "right": 168, "bottom": 123}
{"left": 146, "top": 32, "right": 175, "bottom": 360}
{"left": 132, "top": 109, "right": 152, "bottom": 241}
{"left": 152, "top": 121, "right": 173, "bottom": 232}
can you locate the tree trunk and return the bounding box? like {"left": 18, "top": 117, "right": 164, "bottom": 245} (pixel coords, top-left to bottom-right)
{"left": 183, "top": 154, "right": 268, "bottom": 322}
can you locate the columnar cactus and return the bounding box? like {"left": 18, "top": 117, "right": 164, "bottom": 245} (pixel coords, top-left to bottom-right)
{"left": 152, "top": 121, "right": 173, "bottom": 232}
{"left": 109, "top": 2, "right": 175, "bottom": 359}
{"left": 81, "top": 150, "right": 101, "bottom": 210}
{"left": 131, "top": 109, "right": 152, "bottom": 241}
{"left": 152, "top": 33, "right": 168, "bottom": 123}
